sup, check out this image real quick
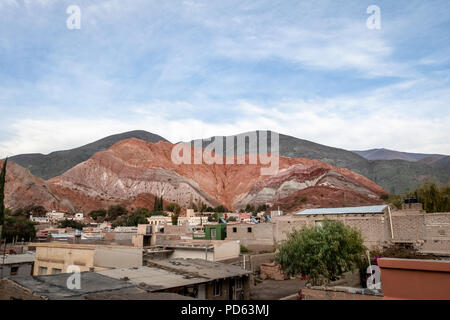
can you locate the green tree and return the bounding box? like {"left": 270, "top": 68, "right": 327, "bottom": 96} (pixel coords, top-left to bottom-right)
{"left": 133, "top": 207, "right": 151, "bottom": 217}
{"left": 127, "top": 213, "right": 149, "bottom": 226}
{"left": 171, "top": 213, "right": 179, "bottom": 226}
{"left": 215, "top": 205, "right": 227, "bottom": 213}
{"left": 107, "top": 205, "right": 128, "bottom": 221}
{"left": 89, "top": 209, "right": 107, "bottom": 221}
{"left": 276, "top": 219, "right": 365, "bottom": 285}
{"left": 2, "top": 216, "right": 36, "bottom": 242}
{"left": 58, "top": 219, "right": 85, "bottom": 230}
{"left": 245, "top": 204, "right": 255, "bottom": 213}
{"left": 0, "top": 158, "right": 7, "bottom": 238}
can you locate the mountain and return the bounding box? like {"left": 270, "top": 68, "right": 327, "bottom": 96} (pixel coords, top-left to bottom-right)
{"left": 352, "top": 148, "right": 448, "bottom": 162}
{"left": 432, "top": 156, "right": 450, "bottom": 173}
{"left": 1, "top": 159, "right": 166, "bottom": 213}
{"left": 193, "top": 131, "right": 450, "bottom": 194}
{"left": 2, "top": 160, "right": 61, "bottom": 211}
{"left": 44, "top": 138, "right": 386, "bottom": 213}
{"left": 6, "top": 130, "right": 449, "bottom": 196}
{"left": 8, "top": 130, "right": 168, "bottom": 180}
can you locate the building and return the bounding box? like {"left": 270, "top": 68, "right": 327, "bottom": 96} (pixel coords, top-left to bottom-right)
{"left": 98, "top": 258, "right": 252, "bottom": 300}
{"left": 29, "top": 215, "right": 50, "bottom": 224}
{"left": 273, "top": 205, "right": 390, "bottom": 248}
{"left": 194, "top": 224, "right": 227, "bottom": 240}
{"left": 46, "top": 210, "right": 66, "bottom": 221}
{"left": 0, "top": 253, "right": 35, "bottom": 277}
{"left": 271, "top": 203, "right": 450, "bottom": 254}
{"left": 226, "top": 222, "right": 275, "bottom": 251}
{"left": 131, "top": 224, "right": 156, "bottom": 247}
{"left": 31, "top": 242, "right": 143, "bottom": 275}
{"left": 0, "top": 272, "right": 191, "bottom": 300}
{"left": 147, "top": 239, "right": 240, "bottom": 262}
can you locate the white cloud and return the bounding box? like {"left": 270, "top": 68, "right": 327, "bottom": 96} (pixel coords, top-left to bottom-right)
{"left": 1, "top": 83, "right": 449, "bottom": 158}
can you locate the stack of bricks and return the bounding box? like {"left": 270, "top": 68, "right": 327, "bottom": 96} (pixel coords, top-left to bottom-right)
{"left": 260, "top": 263, "right": 288, "bottom": 280}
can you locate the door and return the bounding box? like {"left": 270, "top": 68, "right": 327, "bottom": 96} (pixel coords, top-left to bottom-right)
{"left": 198, "top": 284, "right": 206, "bottom": 300}
{"left": 229, "top": 279, "right": 235, "bottom": 300}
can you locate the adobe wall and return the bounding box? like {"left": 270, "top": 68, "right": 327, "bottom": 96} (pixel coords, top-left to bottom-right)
{"left": 300, "top": 286, "right": 382, "bottom": 300}
{"left": 273, "top": 214, "right": 387, "bottom": 249}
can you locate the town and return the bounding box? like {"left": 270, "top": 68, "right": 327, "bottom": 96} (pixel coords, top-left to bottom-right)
{"left": 1, "top": 194, "right": 449, "bottom": 300}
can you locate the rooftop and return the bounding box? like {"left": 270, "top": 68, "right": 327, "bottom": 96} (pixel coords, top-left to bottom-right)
{"left": 97, "top": 258, "right": 251, "bottom": 291}
{"left": 0, "top": 252, "right": 35, "bottom": 265}
{"left": 295, "top": 205, "right": 388, "bottom": 216}
{"left": 7, "top": 272, "right": 137, "bottom": 300}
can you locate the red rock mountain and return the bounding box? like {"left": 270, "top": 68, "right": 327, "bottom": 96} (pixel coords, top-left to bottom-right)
{"left": 38, "top": 138, "right": 386, "bottom": 213}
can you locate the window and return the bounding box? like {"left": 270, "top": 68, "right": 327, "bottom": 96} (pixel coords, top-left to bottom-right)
{"left": 213, "top": 280, "right": 222, "bottom": 296}
{"left": 52, "top": 268, "right": 62, "bottom": 274}
{"left": 10, "top": 266, "right": 19, "bottom": 276}
{"left": 235, "top": 278, "right": 242, "bottom": 290}
{"left": 38, "top": 267, "right": 47, "bottom": 275}
{"left": 247, "top": 227, "right": 252, "bottom": 233}
{"left": 232, "top": 227, "right": 237, "bottom": 233}
{"left": 210, "top": 228, "right": 217, "bottom": 239}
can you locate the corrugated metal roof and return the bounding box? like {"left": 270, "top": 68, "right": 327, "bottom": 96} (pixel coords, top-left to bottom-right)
{"left": 295, "top": 205, "right": 388, "bottom": 215}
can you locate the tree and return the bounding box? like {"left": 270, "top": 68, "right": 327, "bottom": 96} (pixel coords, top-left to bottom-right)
{"left": 153, "top": 196, "right": 164, "bottom": 212}
{"left": 0, "top": 158, "right": 7, "bottom": 238}
{"left": 107, "top": 205, "right": 128, "bottom": 221}
{"left": 276, "top": 219, "right": 365, "bottom": 286}
{"left": 58, "top": 219, "right": 85, "bottom": 230}
{"left": 127, "top": 213, "right": 149, "bottom": 226}
{"left": 245, "top": 204, "right": 255, "bottom": 213}
{"left": 257, "top": 204, "right": 268, "bottom": 212}
{"left": 89, "top": 209, "right": 107, "bottom": 221}
{"left": 214, "top": 205, "right": 227, "bottom": 213}
{"left": 171, "top": 213, "right": 179, "bottom": 226}
{"left": 412, "top": 181, "right": 450, "bottom": 213}
{"left": 133, "top": 207, "right": 151, "bottom": 217}
{"left": 2, "top": 216, "right": 36, "bottom": 242}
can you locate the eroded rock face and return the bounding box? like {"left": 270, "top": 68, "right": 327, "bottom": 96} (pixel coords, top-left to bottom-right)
{"left": 2, "top": 160, "right": 62, "bottom": 211}
{"left": 44, "top": 138, "right": 386, "bottom": 212}
{"left": 3, "top": 138, "right": 386, "bottom": 213}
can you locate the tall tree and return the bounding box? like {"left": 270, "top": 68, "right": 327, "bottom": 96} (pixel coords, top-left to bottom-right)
{"left": 0, "top": 158, "right": 7, "bottom": 238}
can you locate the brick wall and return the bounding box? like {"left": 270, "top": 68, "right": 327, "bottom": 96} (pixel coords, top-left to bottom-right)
{"left": 300, "top": 286, "right": 382, "bottom": 300}
{"left": 260, "top": 263, "right": 288, "bottom": 280}
{"left": 272, "top": 210, "right": 450, "bottom": 254}
{"left": 273, "top": 214, "right": 386, "bottom": 248}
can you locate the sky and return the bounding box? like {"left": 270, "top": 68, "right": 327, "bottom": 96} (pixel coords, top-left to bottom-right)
{"left": 0, "top": 0, "right": 449, "bottom": 157}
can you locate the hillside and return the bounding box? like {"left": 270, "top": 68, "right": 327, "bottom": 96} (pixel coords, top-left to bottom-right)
{"left": 8, "top": 130, "right": 168, "bottom": 180}
{"left": 193, "top": 131, "right": 450, "bottom": 194}
{"left": 44, "top": 138, "right": 386, "bottom": 213}
{"left": 352, "top": 148, "right": 447, "bottom": 162}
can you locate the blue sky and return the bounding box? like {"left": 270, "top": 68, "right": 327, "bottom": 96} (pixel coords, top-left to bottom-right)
{"left": 0, "top": 0, "right": 449, "bottom": 157}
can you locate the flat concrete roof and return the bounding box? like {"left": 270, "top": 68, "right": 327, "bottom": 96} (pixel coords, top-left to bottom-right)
{"left": 0, "top": 253, "right": 35, "bottom": 265}
{"left": 8, "top": 272, "right": 137, "bottom": 300}
{"left": 30, "top": 242, "right": 137, "bottom": 250}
